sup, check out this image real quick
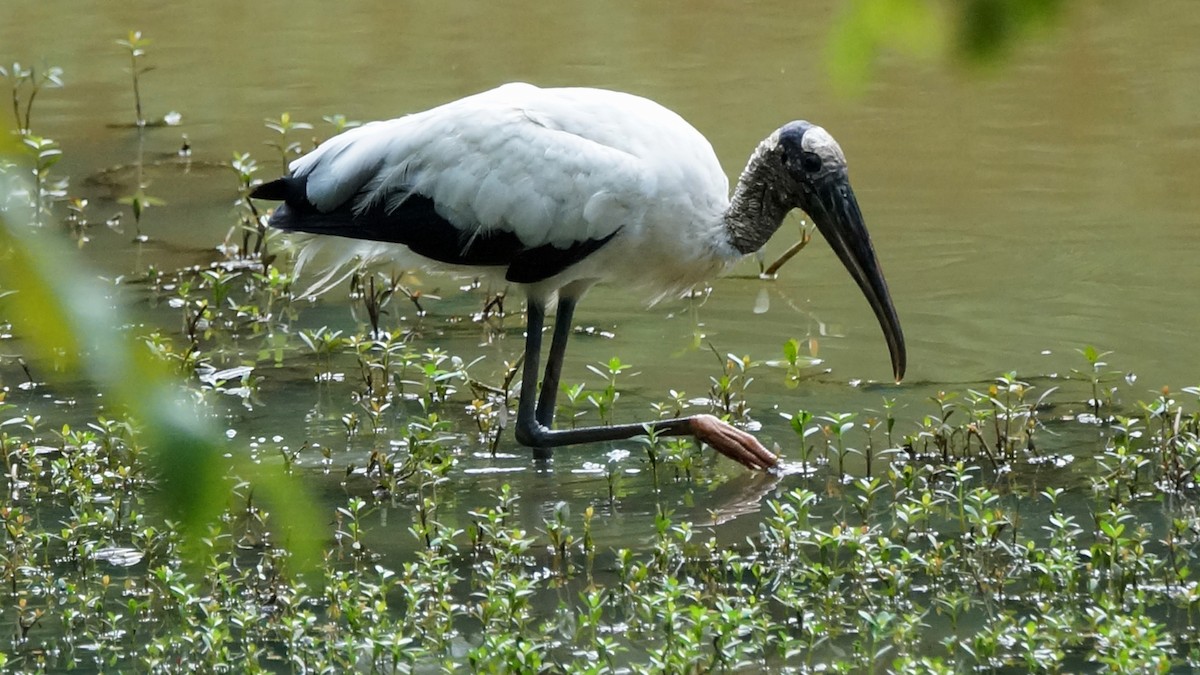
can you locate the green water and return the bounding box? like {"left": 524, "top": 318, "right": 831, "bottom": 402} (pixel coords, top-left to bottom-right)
{"left": 3, "top": 0, "right": 1200, "bottom": 634}
{"left": 2, "top": 0, "right": 1200, "bottom": 497}
{"left": 4, "top": 1, "right": 1198, "bottom": 382}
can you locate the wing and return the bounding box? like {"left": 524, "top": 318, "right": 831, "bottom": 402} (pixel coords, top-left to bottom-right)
{"left": 253, "top": 83, "right": 693, "bottom": 284}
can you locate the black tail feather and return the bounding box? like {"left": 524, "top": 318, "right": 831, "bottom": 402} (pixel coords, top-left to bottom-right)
{"left": 249, "top": 176, "right": 307, "bottom": 204}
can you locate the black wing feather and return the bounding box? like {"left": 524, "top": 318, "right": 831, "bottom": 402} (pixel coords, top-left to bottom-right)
{"left": 251, "top": 176, "right": 618, "bottom": 283}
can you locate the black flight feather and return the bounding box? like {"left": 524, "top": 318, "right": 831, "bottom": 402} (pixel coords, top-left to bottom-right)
{"left": 251, "top": 176, "right": 619, "bottom": 284}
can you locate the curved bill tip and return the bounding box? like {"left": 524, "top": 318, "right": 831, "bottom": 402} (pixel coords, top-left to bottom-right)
{"left": 806, "top": 172, "right": 906, "bottom": 385}
{"left": 871, "top": 282, "right": 905, "bottom": 384}
{"left": 888, "top": 319, "right": 907, "bottom": 384}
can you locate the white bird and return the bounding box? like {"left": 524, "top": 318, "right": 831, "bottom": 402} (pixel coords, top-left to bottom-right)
{"left": 251, "top": 82, "right": 905, "bottom": 470}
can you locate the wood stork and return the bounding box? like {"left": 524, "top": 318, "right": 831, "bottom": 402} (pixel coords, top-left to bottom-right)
{"left": 251, "top": 83, "right": 905, "bottom": 470}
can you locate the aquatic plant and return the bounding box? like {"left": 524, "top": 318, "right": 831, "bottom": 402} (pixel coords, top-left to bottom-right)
{"left": 585, "top": 356, "right": 633, "bottom": 425}
{"left": 116, "top": 31, "right": 153, "bottom": 127}
{"left": 4, "top": 334, "right": 1200, "bottom": 671}
{"left": 1, "top": 62, "right": 66, "bottom": 226}
{"left": 263, "top": 112, "right": 313, "bottom": 173}
{"left": 707, "top": 348, "right": 757, "bottom": 421}
{"left": 1, "top": 61, "right": 62, "bottom": 135}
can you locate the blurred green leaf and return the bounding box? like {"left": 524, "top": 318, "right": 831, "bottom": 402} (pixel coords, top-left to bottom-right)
{"left": 0, "top": 127, "right": 321, "bottom": 570}
{"left": 826, "top": 0, "right": 1069, "bottom": 90}
{"left": 0, "top": 227, "right": 82, "bottom": 371}
{"left": 827, "top": 0, "right": 946, "bottom": 93}
{"left": 959, "top": 0, "right": 1065, "bottom": 62}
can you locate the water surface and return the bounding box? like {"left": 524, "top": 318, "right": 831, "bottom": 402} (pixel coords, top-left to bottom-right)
{"left": 3, "top": 0, "right": 1199, "bottom": 544}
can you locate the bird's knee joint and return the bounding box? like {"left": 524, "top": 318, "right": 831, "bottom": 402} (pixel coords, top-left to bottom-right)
{"left": 515, "top": 421, "right": 551, "bottom": 448}
{"left": 515, "top": 423, "right": 556, "bottom": 461}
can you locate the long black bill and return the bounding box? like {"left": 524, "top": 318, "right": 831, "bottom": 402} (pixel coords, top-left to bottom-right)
{"left": 806, "top": 172, "right": 906, "bottom": 382}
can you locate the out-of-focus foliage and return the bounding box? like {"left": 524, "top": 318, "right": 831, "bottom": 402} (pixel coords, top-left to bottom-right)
{"left": 0, "top": 126, "right": 320, "bottom": 567}
{"left": 828, "top": 0, "right": 1069, "bottom": 89}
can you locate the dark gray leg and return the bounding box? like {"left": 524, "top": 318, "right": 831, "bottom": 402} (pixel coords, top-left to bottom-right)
{"left": 515, "top": 300, "right": 553, "bottom": 460}
{"left": 512, "top": 298, "right": 775, "bottom": 470}
{"left": 535, "top": 296, "right": 576, "bottom": 428}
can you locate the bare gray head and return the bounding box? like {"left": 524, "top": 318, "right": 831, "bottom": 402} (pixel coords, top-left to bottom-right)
{"left": 726, "top": 120, "right": 906, "bottom": 382}
{"left": 778, "top": 120, "right": 846, "bottom": 179}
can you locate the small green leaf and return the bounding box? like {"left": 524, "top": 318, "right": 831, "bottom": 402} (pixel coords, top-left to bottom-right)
{"left": 783, "top": 337, "right": 799, "bottom": 364}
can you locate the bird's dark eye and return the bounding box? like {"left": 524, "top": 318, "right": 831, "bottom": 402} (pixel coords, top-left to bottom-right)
{"left": 800, "top": 152, "right": 822, "bottom": 173}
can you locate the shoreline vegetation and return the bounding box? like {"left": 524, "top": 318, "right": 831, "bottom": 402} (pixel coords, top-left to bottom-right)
{"left": 3, "top": 325, "right": 1199, "bottom": 671}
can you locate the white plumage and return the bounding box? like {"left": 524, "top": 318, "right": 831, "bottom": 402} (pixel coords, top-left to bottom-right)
{"left": 253, "top": 82, "right": 906, "bottom": 470}
{"left": 282, "top": 83, "right": 734, "bottom": 301}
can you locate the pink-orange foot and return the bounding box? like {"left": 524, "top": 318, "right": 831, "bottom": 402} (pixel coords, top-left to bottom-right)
{"left": 689, "top": 414, "right": 778, "bottom": 470}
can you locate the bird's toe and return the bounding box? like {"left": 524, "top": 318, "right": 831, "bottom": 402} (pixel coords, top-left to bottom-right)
{"left": 690, "top": 414, "right": 778, "bottom": 470}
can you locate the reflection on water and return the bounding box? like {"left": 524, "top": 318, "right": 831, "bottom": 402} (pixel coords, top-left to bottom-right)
{"left": 2, "top": 0, "right": 1200, "bottom": 546}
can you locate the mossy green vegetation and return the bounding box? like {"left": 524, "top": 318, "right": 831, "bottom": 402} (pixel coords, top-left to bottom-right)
{"left": 2, "top": 361, "right": 1200, "bottom": 671}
